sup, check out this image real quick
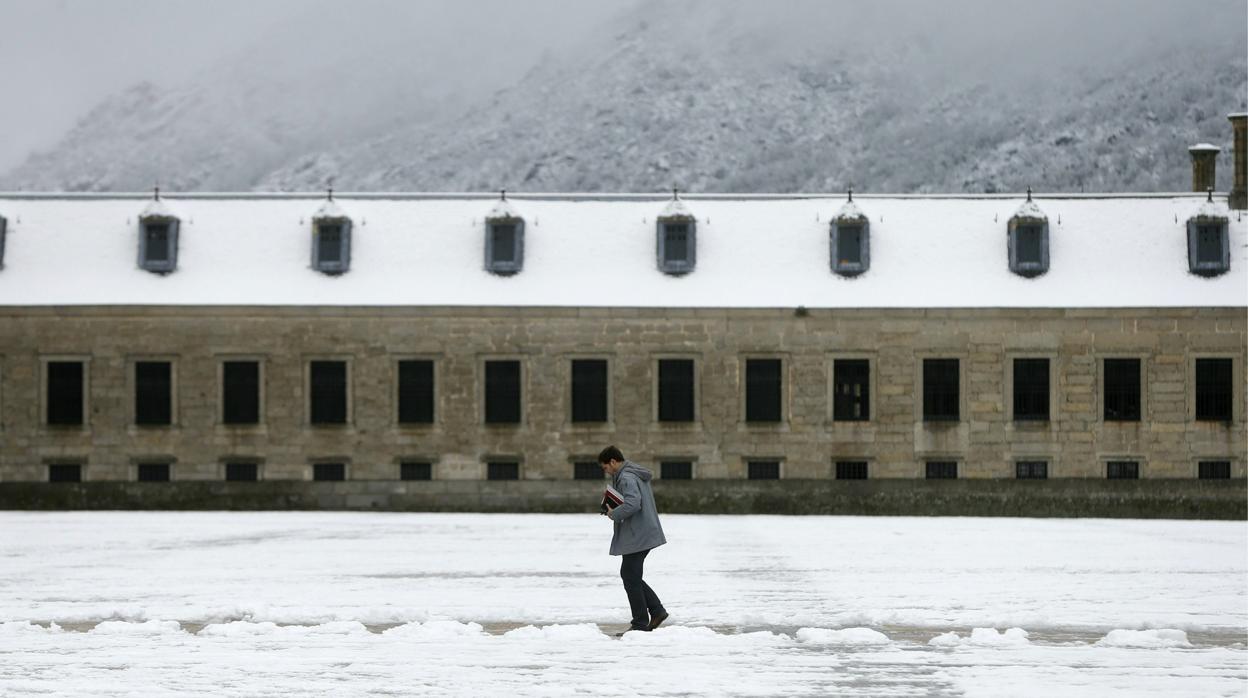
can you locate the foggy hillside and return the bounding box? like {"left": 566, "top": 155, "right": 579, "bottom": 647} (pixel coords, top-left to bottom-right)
{"left": 4, "top": 0, "right": 1245, "bottom": 194}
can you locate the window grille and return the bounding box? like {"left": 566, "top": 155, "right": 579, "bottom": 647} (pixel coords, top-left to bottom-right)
{"left": 46, "top": 361, "right": 84, "bottom": 426}
{"left": 135, "top": 361, "right": 172, "bottom": 426}
{"left": 139, "top": 217, "right": 179, "bottom": 273}
{"left": 312, "top": 219, "right": 352, "bottom": 274}
{"left": 744, "top": 359, "right": 782, "bottom": 422}
{"left": 225, "top": 462, "right": 259, "bottom": 481}
{"left": 398, "top": 360, "right": 435, "bottom": 424}
{"left": 835, "top": 461, "right": 868, "bottom": 480}
{"left": 1013, "top": 358, "right": 1050, "bottom": 421}
{"left": 48, "top": 464, "right": 81, "bottom": 483}
{"left": 484, "top": 360, "right": 521, "bottom": 424}
{"left": 747, "top": 460, "right": 781, "bottom": 480}
{"left": 925, "top": 461, "right": 958, "bottom": 479}
{"left": 485, "top": 219, "right": 525, "bottom": 274}
{"left": 658, "top": 359, "right": 695, "bottom": 422}
{"left": 1103, "top": 359, "right": 1140, "bottom": 421}
{"left": 487, "top": 462, "right": 519, "bottom": 480}
{"left": 657, "top": 219, "right": 696, "bottom": 274}
{"left": 1015, "top": 461, "right": 1048, "bottom": 479}
{"left": 309, "top": 361, "right": 348, "bottom": 424}
{"left": 1198, "top": 461, "right": 1230, "bottom": 479}
{"left": 1106, "top": 461, "right": 1139, "bottom": 479}
{"left": 222, "top": 361, "right": 260, "bottom": 425}
{"left": 1187, "top": 220, "right": 1229, "bottom": 276}
{"left": 571, "top": 359, "right": 609, "bottom": 423}
{"left": 137, "top": 463, "right": 170, "bottom": 482}
{"left": 401, "top": 461, "right": 432, "bottom": 481}
{"left": 1195, "top": 358, "right": 1232, "bottom": 422}
{"left": 1008, "top": 222, "right": 1049, "bottom": 277}
{"left": 922, "top": 359, "right": 960, "bottom": 422}
{"left": 573, "top": 462, "right": 603, "bottom": 480}
{"left": 660, "top": 461, "right": 693, "bottom": 479}
{"left": 313, "top": 463, "right": 346, "bottom": 481}
{"left": 831, "top": 222, "right": 870, "bottom": 275}
{"left": 833, "top": 360, "right": 870, "bottom": 421}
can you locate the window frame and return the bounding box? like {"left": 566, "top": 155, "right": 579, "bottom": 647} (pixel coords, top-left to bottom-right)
{"left": 1007, "top": 217, "right": 1049, "bottom": 278}
{"left": 1100, "top": 356, "right": 1144, "bottom": 423}
{"left": 310, "top": 460, "right": 349, "bottom": 481}
{"left": 1015, "top": 460, "right": 1049, "bottom": 479}
{"left": 830, "top": 355, "right": 874, "bottom": 423}
{"left": 655, "top": 356, "right": 698, "bottom": 424}
{"left": 925, "top": 460, "right": 959, "bottom": 479}
{"left": 741, "top": 355, "right": 785, "bottom": 425}
{"left": 569, "top": 356, "right": 611, "bottom": 426}
{"left": 221, "top": 459, "right": 264, "bottom": 482}
{"left": 399, "top": 460, "right": 434, "bottom": 481}
{"left": 486, "top": 460, "right": 522, "bottom": 481}
{"left": 746, "top": 459, "right": 782, "bottom": 480}
{"left": 130, "top": 357, "right": 177, "bottom": 428}
{"left": 830, "top": 216, "right": 870, "bottom": 276}
{"left": 1197, "top": 460, "right": 1231, "bottom": 479}
{"left": 311, "top": 216, "right": 352, "bottom": 275}
{"left": 1186, "top": 218, "right": 1230, "bottom": 276}
{"left": 395, "top": 356, "right": 438, "bottom": 427}
{"left": 834, "top": 460, "right": 869, "bottom": 480}
{"left": 1192, "top": 356, "right": 1235, "bottom": 424}
{"left": 484, "top": 216, "right": 525, "bottom": 275}
{"left": 482, "top": 357, "right": 524, "bottom": 425}
{"left": 47, "top": 462, "right": 84, "bottom": 483}
{"left": 656, "top": 216, "right": 696, "bottom": 275}
{"left": 573, "top": 460, "right": 604, "bottom": 480}
{"left": 218, "top": 356, "right": 265, "bottom": 428}
{"left": 305, "top": 356, "right": 352, "bottom": 427}
{"left": 920, "top": 357, "right": 963, "bottom": 423}
{"left": 41, "top": 356, "right": 90, "bottom": 430}
{"left": 1105, "top": 459, "right": 1141, "bottom": 480}
{"left": 659, "top": 460, "right": 695, "bottom": 480}
{"left": 138, "top": 215, "right": 180, "bottom": 274}
{"left": 135, "top": 461, "right": 173, "bottom": 482}
{"left": 1006, "top": 354, "right": 1056, "bottom": 424}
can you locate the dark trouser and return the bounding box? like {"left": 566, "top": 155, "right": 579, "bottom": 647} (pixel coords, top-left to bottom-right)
{"left": 620, "top": 548, "right": 664, "bottom": 629}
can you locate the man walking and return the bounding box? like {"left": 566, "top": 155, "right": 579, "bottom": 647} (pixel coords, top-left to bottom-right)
{"left": 598, "top": 445, "right": 668, "bottom": 634}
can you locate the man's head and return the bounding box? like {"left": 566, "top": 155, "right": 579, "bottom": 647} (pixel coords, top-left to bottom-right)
{"left": 598, "top": 445, "right": 625, "bottom": 475}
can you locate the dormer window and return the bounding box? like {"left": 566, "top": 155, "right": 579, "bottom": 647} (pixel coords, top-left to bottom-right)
{"left": 1007, "top": 192, "right": 1049, "bottom": 278}
{"left": 485, "top": 195, "right": 524, "bottom": 275}
{"left": 830, "top": 193, "right": 869, "bottom": 276}
{"left": 1187, "top": 194, "right": 1230, "bottom": 276}
{"left": 311, "top": 195, "right": 351, "bottom": 275}
{"left": 138, "top": 194, "right": 179, "bottom": 274}
{"left": 0, "top": 214, "right": 6, "bottom": 269}
{"left": 657, "top": 194, "right": 696, "bottom": 275}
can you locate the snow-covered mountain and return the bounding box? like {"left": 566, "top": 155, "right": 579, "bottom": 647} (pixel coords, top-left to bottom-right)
{"left": 5, "top": 0, "right": 1245, "bottom": 194}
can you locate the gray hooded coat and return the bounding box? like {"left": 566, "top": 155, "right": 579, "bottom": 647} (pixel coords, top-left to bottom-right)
{"left": 607, "top": 460, "right": 667, "bottom": 556}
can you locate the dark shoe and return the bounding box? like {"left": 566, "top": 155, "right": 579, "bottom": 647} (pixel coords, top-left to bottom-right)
{"left": 615, "top": 625, "right": 650, "bottom": 637}
{"left": 647, "top": 611, "right": 669, "bottom": 631}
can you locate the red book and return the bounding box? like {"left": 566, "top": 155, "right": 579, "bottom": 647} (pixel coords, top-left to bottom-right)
{"left": 601, "top": 485, "right": 624, "bottom": 511}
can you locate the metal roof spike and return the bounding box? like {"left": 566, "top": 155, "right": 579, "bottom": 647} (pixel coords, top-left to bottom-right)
{"left": 848, "top": 187, "right": 854, "bottom": 202}
{"left": 1026, "top": 186, "right": 1032, "bottom": 202}
{"left": 500, "top": 189, "right": 507, "bottom": 201}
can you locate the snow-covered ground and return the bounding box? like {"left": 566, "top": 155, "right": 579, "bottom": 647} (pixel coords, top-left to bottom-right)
{"left": 0, "top": 512, "right": 1244, "bottom": 696}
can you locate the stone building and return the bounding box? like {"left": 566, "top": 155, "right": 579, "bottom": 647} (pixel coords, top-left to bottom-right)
{"left": 0, "top": 129, "right": 1244, "bottom": 507}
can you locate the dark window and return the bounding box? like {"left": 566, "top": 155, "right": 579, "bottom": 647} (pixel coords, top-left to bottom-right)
{"left": 400, "top": 461, "right": 432, "bottom": 481}
{"left": 484, "top": 360, "right": 521, "bottom": 424}
{"left": 0, "top": 214, "right": 7, "bottom": 268}
{"left": 491, "top": 223, "right": 516, "bottom": 263}
{"left": 1188, "top": 222, "right": 1229, "bottom": 276}
{"left": 309, "top": 361, "right": 348, "bottom": 424}
{"left": 485, "top": 219, "right": 525, "bottom": 274}
{"left": 145, "top": 222, "right": 170, "bottom": 262}
{"left": 487, "top": 462, "right": 519, "bottom": 480}
{"left": 1013, "top": 358, "right": 1050, "bottom": 421}
{"left": 48, "top": 464, "right": 81, "bottom": 483}
{"left": 837, "top": 225, "right": 862, "bottom": 264}
{"left": 658, "top": 359, "right": 695, "bottom": 422}
{"left": 1015, "top": 225, "right": 1042, "bottom": 264}
{"left": 398, "top": 360, "right": 435, "bottom": 424}
{"left": 313, "top": 219, "right": 351, "bottom": 274}
{"left": 747, "top": 461, "right": 781, "bottom": 480}
{"left": 745, "top": 359, "right": 782, "bottom": 422}
{"left": 222, "top": 361, "right": 260, "bottom": 425}
{"left": 318, "top": 223, "right": 343, "bottom": 264}
{"left": 1015, "top": 461, "right": 1048, "bottom": 479}
{"left": 833, "top": 359, "right": 870, "bottom": 421}
{"left": 134, "top": 361, "right": 172, "bottom": 426}
{"left": 313, "top": 462, "right": 346, "bottom": 481}
{"left": 836, "top": 461, "right": 868, "bottom": 480}
{"left": 139, "top": 218, "right": 178, "bottom": 273}
{"left": 225, "top": 462, "right": 259, "bottom": 481}
{"left": 571, "top": 359, "right": 609, "bottom": 423}
{"left": 1195, "top": 358, "right": 1232, "bottom": 422}
{"left": 573, "top": 462, "right": 603, "bottom": 480}
{"left": 137, "top": 463, "right": 170, "bottom": 482}
{"left": 46, "top": 361, "right": 84, "bottom": 426}
{"left": 1103, "top": 359, "right": 1141, "bottom": 421}
{"left": 1009, "top": 222, "right": 1049, "bottom": 277}
{"left": 1198, "top": 461, "right": 1231, "bottom": 479}
{"left": 660, "top": 461, "right": 693, "bottom": 479}
{"left": 831, "top": 219, "right": 870, "bottom": 275}
{"left": 664, "top": 223, "right": 688, "bottom": 262}
{"left": 926, "top": 461, "right": 958, "bottom": 479}
{"left": 1106, "top": 461, "right": 1139, "bottom": 479}
{"left": 923, "top": 359, "right": 960, "bottom": 422}
{"left": 657, "top": 219, "right": 696, "bottom": 274}
{"left": 1197, "top": 225, "right": 1223, "bottom": 263}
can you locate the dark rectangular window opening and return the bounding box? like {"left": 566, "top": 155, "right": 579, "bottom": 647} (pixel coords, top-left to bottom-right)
{"left": 487, "top": 462, "right": 520, "bottom": 481}
{"left": 836, "top": 225, "right": 863, "bottom": 265}
{"left": 222, "top": 361, "right": 260, "bottom": 425}
{"left": 135, "top": 361, "right": 172, "bottom": 426}
{"left": 747, "top": 460, "right": 781, "bottom": 480}
{"left": 573, "top": 461, "right": 603, "bottom": 480}
{"left": 1106, "top": 461, "right": 1139, "bottom": 479}
{"left": 225, "top": 462, "right": 259, "bottom": 482}
{"left": 1103, "top": 359, "right": 1141, "bottom": 421}
{"left": 309, "top": 360, "right": 348, "bottom": 425}
{"left": 313, "top": 462, "right": 346, "bottom": 481}
{"left": 145, "top": 223, "right": 170, "bottom": 262}
{"left": 1198, "top": 461, "right": 1230, "bottom": 479}
{"left": 571, "top": 359, "right": 609, "bottom": 423}
{"left": 491, "top": 223, "right": 517, "bottom": 264}
{"left": 484, "top": 360, "right": 522, "bottom": 424}
{"left": 46, "top": 361, "right": 84, "bottom": 426}
{"left": 923, "top": 359, "right": 960, "bottom": 422}
{"left": 1016, "top": 225, "right": 1043, "bottom": 265}
{"left": 658, "top": 359, "right": 695, "bottom": 422}
{"left": 398, "top": 360, "right": 435, "bottom": 424}
{"left": 833, "top": 359, "right": 870, "bottom": 421}
{"left": 1195, "top": 358, "right": 1233, "bottom": 422}
{"left": 48, "top": 464, "right": 82, "bottom": 483}
{"left": 318, "top": 224, "right": 343, "bottom": 264}
{"left": 660, "top": 461, "right": 693, "bottom": 480}
{"left": 1015, "top": 461, "right": 1049, "bottom": 479}
{"left": 664, "top": 223, "right": 689, "bottom": 263}
{"left": 745, "top": 359, "right": 782, "bottom": 422}
{"left": 925, "top": 461, "right": 958, "bottom": 479}
{"left": 1196, "top": 225, "right": 1224, "bottom": 264}
{"left": 401, "top": 461, "right": 432, "bottom": 481}
{"left": 836, "top": 461, "right": 868, "bottom": 480}
{"left": 1013, "top": 358, "right": 1050, "bottom": 422}
{"left": 137, "top": 463, "right": 170, "bottom": 482}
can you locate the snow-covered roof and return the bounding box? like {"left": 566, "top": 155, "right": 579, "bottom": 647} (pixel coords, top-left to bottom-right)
{"left": 1194, "top": 198, "right": 1230, "bottom": 220}
{"left": 1011, "top": 198, "right": 1047, "bottom": 221}
{"left": 312, "top": 199, "right": 349, "bottom": 220}
{"left": 658, "top": 197, "right": 694, "bottom": 219}
{"left": 139, "top": 198, "right": 178, "bottom": 220}
{"left": 835, "top": 199, "right": 867, "bottom": 221}
{"left": 1188, "top": 143, "right": 1221, "bottom": 152}
{"left": 486, "top": 198, "right": 522, "bottom": 220}
{"left": 0, "top": 193, "right": 1243, "bottom": 309}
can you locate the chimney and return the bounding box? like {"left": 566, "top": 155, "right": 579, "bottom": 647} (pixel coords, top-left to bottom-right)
{"left": 1188, "top": 143, "right": 1219, "bottom": 193}
{"left": 1230, "top": 112, "right": 1247, "bottom": 210}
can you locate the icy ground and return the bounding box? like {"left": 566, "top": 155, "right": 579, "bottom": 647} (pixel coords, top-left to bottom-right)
{"left": 0, "top": 512, "right": 1244, "bottom": 697}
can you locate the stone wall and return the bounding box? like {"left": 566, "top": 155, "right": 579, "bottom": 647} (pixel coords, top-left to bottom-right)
{"left": 0, "top": 306, "right": 1243, "bottom": 487}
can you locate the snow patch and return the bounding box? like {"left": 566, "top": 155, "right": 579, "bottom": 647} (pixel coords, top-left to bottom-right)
{"left": 835, "top": 199, "right": 867, "bottom": 221}
{"left": 486, "top": 198, "right": 522, "bottom": 220}
{"left": 383, "top": 620, "right": 486, "bottom": 639}
{"left": 199, "top": 620, "right": 370, "bottom": 638}
{"left": 502, "top": 623, "right": 608, "bottom": 642}
{"left": 658, "top": 197, "right": 694, "bottom": 218}
{"left": 1097, "top": 629, "right": 1192, "bottom": 649}
{"left": 795, "top": 627, "right": 890, "bottom": 645}
{"left": 1011, "top": 198, "right": 1046, "bottom": 220}
{"left": 313, "top": 198, "right": 348, "bottom": 220}
{"left": 929, "top": 627, "right": 1031, "bottom": 647}
{"left": 90, "top": 620, "right": 185, "bottom": 636}
{"left": 0, "top": 621, "right": 62, "bottom": 635}
{"left": 139, "top": 197, "right": 177, "bottom": 219}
